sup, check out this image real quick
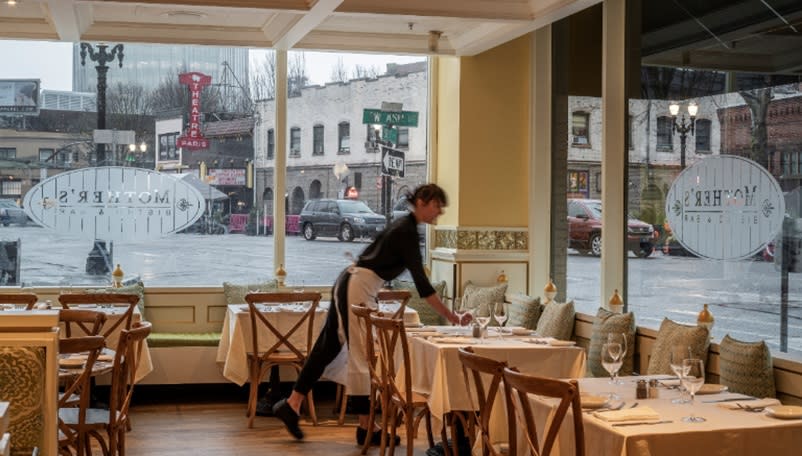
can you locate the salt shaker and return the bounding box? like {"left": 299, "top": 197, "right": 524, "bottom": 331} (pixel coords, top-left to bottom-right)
{"left": 648, "top": 379, "right": 659, "bottom": 398}
{"left": 636, "top": 379, "right": 648, "bottom": 399}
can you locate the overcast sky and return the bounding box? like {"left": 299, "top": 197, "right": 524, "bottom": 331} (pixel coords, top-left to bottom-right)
{"left": 0, "top": 39, "right": 425, "bottom": 91}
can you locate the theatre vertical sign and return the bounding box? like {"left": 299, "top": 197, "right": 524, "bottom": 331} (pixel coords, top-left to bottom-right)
{"left": 177, "top": 72, "right": 211, "bottom": 150}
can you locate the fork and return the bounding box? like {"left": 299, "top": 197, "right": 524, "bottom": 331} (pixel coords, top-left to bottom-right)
{"left": 736, "top": 403, "right": 765, "bottom": 413}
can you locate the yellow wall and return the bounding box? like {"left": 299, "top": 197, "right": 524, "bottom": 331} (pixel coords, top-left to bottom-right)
{"left": 436, "top": 35, "right": 532, "bottom": 227}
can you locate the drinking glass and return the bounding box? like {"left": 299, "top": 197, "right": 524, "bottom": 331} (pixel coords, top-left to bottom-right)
{"left": 452, "top": 297, "right": 467, "bottom": 327}
{"left": 493, "top": 302, "right": 508, "bottom": 338}
{"left": 680, "top": 358, "right": 706, "bottom": 423}
{"left": 474, "top": 303, "right": 492, "bottom": 343}
{"left": 607, "top": 333, "right": 627, "bottom": 383}
{"left": 601, "top": 342, "right": 623, "bottom": 400}
{"left": 669, "top": 345, "right": 692, "bottom": 404}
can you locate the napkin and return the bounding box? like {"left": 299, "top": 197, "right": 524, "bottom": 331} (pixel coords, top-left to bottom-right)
{"left": 432, "top": 336, "right": 472, "bottom": 344}
{"left": 548, "top": 339, "right": 576, "bottom": 347}
{"left": 716, "top": 398, "right": 781, "bottom": 410}
{"left": 594, "top": 406, "right": 661, "bottom": 422}
{"left": 408, "top": 331, "right": 441, "bottom": 337}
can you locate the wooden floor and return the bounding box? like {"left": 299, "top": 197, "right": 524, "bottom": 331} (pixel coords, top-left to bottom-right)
{"left": 118, "top": 385, "right": 433, "bottom": 456}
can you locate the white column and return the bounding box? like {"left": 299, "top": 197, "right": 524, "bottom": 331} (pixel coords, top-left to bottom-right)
{"left": 273, "top": 50, "right": 288, "bottom": 270}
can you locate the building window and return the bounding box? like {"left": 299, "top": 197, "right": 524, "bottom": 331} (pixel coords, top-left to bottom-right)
{"left": 783, "top": 152, "right": 791, "bottom": 176}
{"left": 2, "top": 180, "right": 21, "bottom": 196}
{"left": 567, "top": 170, "right": 589, "bottom": 198}
{"left": 290, "top": 127, "right": 301, "bottom": 157}
{"left": 38, "top": 148, "right": 54, "bottom": 162}
{"left": 313, "top": 124, "right": 324, "bottom": 156}
{"left": 158, "top": 132, "right": 179, "bottom": 161}
{"left": 571, "top": 112, "right": 590, "bottom": 146}
{"left": 354, "top": 172, "right": 362, "bottom": 191}
{"left": 365, "top": 125, "right": 380, "bottom": 152}
{"left": 338, "top": 121, "right": 350, "bottom": 154}
{"left": 656, "top": 116, "right": 673, "bottom": 151}
{"left": 0, "top": 148, "right": 16, "bottom": 159}
{"left": 398, "top": 127, "right": 409, "bottom": 149}
{"left": 267, "top": 129, "right": 275, "bottom": 159}
{"left": 695, "top": 119, "right": 711, "bottom": 152}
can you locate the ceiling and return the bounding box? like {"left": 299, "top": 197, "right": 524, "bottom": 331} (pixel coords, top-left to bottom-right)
{"left": 0, "top": 0, "right": 600, "bottom": 56}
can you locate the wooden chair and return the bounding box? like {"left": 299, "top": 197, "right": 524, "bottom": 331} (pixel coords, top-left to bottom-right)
{"left": 59, "top": 308, "right": 108, "bottom": 338}
{"left": 502, "top": 367, "right": 585, "bottom": 456}
{"left": 59, "top": 293, "right": 140, "bottom": 343}
{"left": 60, "top": 321, "right": 152, "bottom": 456}
{"left": 334, "top": 289, "right": 412, "bottom": 425}
{"left": 244, "top": 291, "right": 322, "bottom": 428}
{"left": 0, "top": 292, "right": 38, "bottom": 310}
{"left": 457, "top": 347, "right": 508, "bottom": 456}
{"left": 370, "top": 313, "right": 443, "bottom": 456}
{"left": 57, "top": 335, "right": 105, "bottom": 456}
{"left": 350, "top": 304, "right": 383, "bottom": 454}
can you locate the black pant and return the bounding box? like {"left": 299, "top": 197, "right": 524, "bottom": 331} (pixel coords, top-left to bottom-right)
{"left": 293, "top": 268, "right": 370, "bottom": 414}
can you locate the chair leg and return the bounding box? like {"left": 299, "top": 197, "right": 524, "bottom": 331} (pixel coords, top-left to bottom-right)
{"left": 306, "top": 390, "right": 318, "bottom": 425}
{"left": 337, "top": 385, "right": 348, "bottom": 426}
{"left": 424, "top": 409, "right": 435, "bottom": 448}
{"left": 361, "top": 386, "right": 378, "bottom": 455}
{"left": 405, "top": 406, "right": 415, "bottom": 456}
{"left": 440, "top": 414, "right": 453, "bottom": 456}
{"left": 246, "top": 361, "right": 261, "bottom": 428}
{"left": 388, "top": 403, "right": 400, "bottom": 456}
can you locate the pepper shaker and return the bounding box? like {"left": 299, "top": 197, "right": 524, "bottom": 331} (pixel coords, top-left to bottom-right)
{"left": 648, "top": 379, "right": 659, "bottom": 398}
{"left": 636, "top": 379, "right": 648, "bottom": 399}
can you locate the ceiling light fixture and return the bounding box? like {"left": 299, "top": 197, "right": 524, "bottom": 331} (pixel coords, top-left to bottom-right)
{"left": 7, "top": 0, "right": 18, "bottom": 6}
{"left": 428, "top": 30, "right": 443, "bottom": 52}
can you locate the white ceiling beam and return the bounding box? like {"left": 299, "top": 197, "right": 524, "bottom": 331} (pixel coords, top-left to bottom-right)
{"left": 273, "top": 0, "right": 344, "bottom": 50}
{"left": 297, "top": 30, "right": 453, "bottom": 55}
{"left": 46, "top": 0, "right": 85, "bottom": 42}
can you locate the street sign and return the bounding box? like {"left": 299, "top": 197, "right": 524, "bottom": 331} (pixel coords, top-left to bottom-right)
{"left": 362, "top": 108, "right": 419, "bottom": 127}
{"left": 381, "top": 146, "right": 405, "bottom": 177}
{"left": 382, "top": 126, "right": 398, "bottom": 144}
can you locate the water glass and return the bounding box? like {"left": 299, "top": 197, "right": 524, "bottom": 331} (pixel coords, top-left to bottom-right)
{"left": 607, "top": 332, "right": 627, "bottom": 383}
{"left": 601, "top": 342, "right": 623, "bottom": 400}
{"left": 669, "top": 345, "right": 692, "bottom": 404}
{"left": 493, "top": 302, "right": 508, "bottom": 338}
{"left": 474, "top": 302, "right": 492, "bottom": 343}
{"left": 681, "top": 358, "right": 706, "bottom": 423}
{"left": 452, "top": 297, "right": 467, "bottom": 327}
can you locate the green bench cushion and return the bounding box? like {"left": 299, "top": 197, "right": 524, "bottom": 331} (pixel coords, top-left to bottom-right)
{"left": 148, "top": 332, "right": 222, "bottom": 348}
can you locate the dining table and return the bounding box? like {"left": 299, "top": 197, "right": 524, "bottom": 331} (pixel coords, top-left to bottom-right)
{"left": 217, "top": 301, "right": 421, "bottom": 386}
{"left": 522, "top": 375, "right": 802, "bottom": 456}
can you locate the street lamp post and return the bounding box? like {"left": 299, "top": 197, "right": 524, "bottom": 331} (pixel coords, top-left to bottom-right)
{"left": 669, "top": 101, "right": 698, "bottom": 169}
{"left": 127, "top": 141, "right": 148, "bottom": 166}
{"left": 80, "top": 42, "right": 124, "bottom": 165}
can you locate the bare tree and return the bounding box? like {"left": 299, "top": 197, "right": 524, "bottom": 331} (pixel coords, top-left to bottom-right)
{"left": 288, "top": 53, "right": 309, "bottom": 96}
{"left": 329, "top": 57, "right": 349, "bottom": 83}
{"left": 352, "top": 64, "right": 380, "bottom": 80}
{"left": 739, "top": 87, "right": 773, "bottom": 168}
{"left": 251, "top": 51, "right": 276, "bottom": 100}
{"left": 107, "top": 82, "right": 153, "bottom": 116}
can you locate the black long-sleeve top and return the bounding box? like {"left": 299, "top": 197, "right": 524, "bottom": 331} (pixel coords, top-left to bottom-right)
{"left": 355, "top": 213, "right": 435, "bottom": 298}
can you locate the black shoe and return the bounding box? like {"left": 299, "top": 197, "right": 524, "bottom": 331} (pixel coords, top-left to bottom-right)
{"left": 356, "top": 427, "right": 401, "bottom": 446}
{"left": 272, "top": 399, "right": 304, "bottom": 440}
{"left": 255, "top": 398, "right": 274, "bottom": 417}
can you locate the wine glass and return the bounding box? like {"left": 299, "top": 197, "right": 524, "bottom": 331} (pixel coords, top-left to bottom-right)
{"left": 680, "top": 358, "right": 706, "bottom": 423}
{"left": 452, "top": 297, "right": 467, "bottom": 327}
{"left": 601, "top": 342, "right": 623, "bottom": 400}
{"left": 669, "top": 345, "right": 692, "bottom": 404}
{"left": 474, "top": 302, "right": 492, "bottom": 343}
{"left": 607, "top": 333, "right": 627, "bottom": 383}
{"left": 493, "top": 302, "right": 508, "bottom": 338}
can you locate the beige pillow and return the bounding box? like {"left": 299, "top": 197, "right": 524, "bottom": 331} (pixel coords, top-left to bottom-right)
{"left": 646, "top": 318, "right": 710, "bottom": 375}
{"left": 507, "top": 293, "right": 543, "bottom": 330}
{"left": 391, "top": 279, "right": 447, "bottom": 326}
{"left": 587, "top": 308, "right": 636, "bottom": 377}
{"left": 222, "top": 279, "right": 279, "bottom": 305}
{"left": 462, "top": 281, "right": 508, "bottom": 312}
{"left": 719, "top": 334, "right": 775, "bottom": 398}
{"left": 535, "top": 300, "right": 575, "bottom": 340}
{"left": 86, "top": 282, "right": 146, "bottom": 314}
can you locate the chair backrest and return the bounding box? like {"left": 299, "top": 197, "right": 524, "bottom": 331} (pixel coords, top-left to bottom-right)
{"left": 502, "top": 367, "right": 584, "bottom": 456}
{"left": 59, "top": 293, "right": 140, "bottom": 341}
{"left": 370, "top": 313, "right": 413, "bottom": 405}
{"left": 59, "top": 308, "right": 108, "bottom": 338}
{"left": 351, "top": 305, "right": 381, "bottom": 387}
{"left": 57, "top": 335, "right": 105, "bottom": 453}
{"left": 0, "top": 292, "right": 38, "bottom": 309}
{"left": 376, "top": 290, "right": 411, "bottom": 319}
{"left": 108, "top": 321, "right": 152, "bottom": 430}
{"left": 457, "top": 347, "right": 508, "bottom": 456}
{"left": 244, "top": 291, "right": 322, "bottom": 361}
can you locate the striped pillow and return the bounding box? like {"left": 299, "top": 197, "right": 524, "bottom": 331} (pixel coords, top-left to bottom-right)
{"left": 646, "top": 318, "right": 710, "bottom": 375}
{"left": 535, "top": 300, "right": 575, "bottom": 340}
{"left": 719, "top": 334, "right": 775, "bottom": 398}
{"left": 588, "top": 308, "right": 636, "bottom": 377}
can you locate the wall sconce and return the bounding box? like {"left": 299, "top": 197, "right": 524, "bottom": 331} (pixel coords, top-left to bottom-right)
{"left": 428, "top": 30, "right": 443, "bottom": 52}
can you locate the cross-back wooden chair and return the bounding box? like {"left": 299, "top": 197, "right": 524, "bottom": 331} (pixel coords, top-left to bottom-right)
{"left": 57, "top": 335, "right": 105, "bottom": 456}
{"left": 244, "top": 291, "right": 322, "bottom": 428}
{"left": 502, "top": 367, "right": 585, "bottom": 456}
{"left": 59, "top": 293, "right": 140, "bottom": 343}
{"left": 457, "top": 347, "right": 509, "bottom": 456}
{"left": 61, "top": 321, "right": 152, "bottom": 456}
{"left": 59, "top": 308, "right": 108, "bottom": 339}
{"left": 350, "top": 304, "right": 383, "bottom": 453}
{"left": 370, "top": 312, "right": 443, "bottom": 456}
{"left": 0, "top": 292, "right": 38, "bottom": 310}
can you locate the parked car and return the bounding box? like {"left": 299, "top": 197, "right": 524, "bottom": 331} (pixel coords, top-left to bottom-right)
{"left": 567, "top": 199, "right": 655, "bottom": 258}
{"left": 300, "top": 199, "right": 386, "bottom": 242}
{"left": 0, "top": 200, "right": 28, "bottom": 226}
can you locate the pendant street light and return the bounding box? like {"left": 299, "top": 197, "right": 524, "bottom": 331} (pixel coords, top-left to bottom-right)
{"left": 669, "top": 101, "right": 698, "bottom": 169}
{"left": 80, "top": 42, "right": 124, "bottom": 166}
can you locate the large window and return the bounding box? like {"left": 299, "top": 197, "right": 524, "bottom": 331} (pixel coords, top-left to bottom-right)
{"left": 290, "top": 127, "right": 301, "bottom": 157}
{"left": 267, "top": 128, "right": 274, "bottom": 159}
{"left": 0, "top": 148, "right": 16, "bottom": 159}
{"left": 695, "top": 119, "right": 711, "bottom": 152}
{"left": 338, "top": 121, "right": 350, "bottom": 154}
{"left": 313, "top": 124, "right": 324, "bottom": 156}
{"left": 656, "top": 116, "right": 673, "bottom": 151}
{"left": 571, "top": 112, "right": 590, "bottom": 146}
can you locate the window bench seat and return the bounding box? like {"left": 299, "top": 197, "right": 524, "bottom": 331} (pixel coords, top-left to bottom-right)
{"left": 147, "top": 332, "right": 222, "bottom": 348}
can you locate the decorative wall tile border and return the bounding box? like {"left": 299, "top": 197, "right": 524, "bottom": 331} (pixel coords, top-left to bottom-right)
{"left": 435, "top": 227, "right": 528, "bottom": 251}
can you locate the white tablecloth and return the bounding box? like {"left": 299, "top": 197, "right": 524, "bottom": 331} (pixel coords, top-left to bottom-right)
{"left": 216, "top": 302, "right": 420, "bottom": 386}
{"left": 524, "top": 376, "right": 802, "bottom": 456}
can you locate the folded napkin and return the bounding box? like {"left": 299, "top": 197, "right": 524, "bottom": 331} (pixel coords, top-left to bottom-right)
{"left": 716, "top": 398, "right": 781, "bottom": 410}
{"left": 408, "top": 331, "right": 441, "bottom": 337}
{"left": 432, "top": 336, "right": 473, "bottom": 344}
{"left": 548, "top": 339, "right": 576, "bottom": 347}
{"left": 594, "top": 406, "right": 661, "bottom": 422}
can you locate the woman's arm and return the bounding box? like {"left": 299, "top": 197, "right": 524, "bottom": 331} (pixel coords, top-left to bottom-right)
{"left": 425, "top": 293, "right": 460, "bottom": 325}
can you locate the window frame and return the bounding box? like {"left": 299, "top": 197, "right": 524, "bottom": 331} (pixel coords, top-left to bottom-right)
{"left": 694, "top": 118, "right": 712, "bottom": 153}
{"left": 656, "top": 116, "right": 674, "bottom": 151}
{"left": 312, "top": 124, "right": 324, "bottom": 156}
{"left": 571, "top": 111, "right": 591, "bottom": 147}
{"left": 338, "top": 121, "right": 350, "bottom": 154}
{"left": 290, "top": 127, "right": 301, "bottom": 157}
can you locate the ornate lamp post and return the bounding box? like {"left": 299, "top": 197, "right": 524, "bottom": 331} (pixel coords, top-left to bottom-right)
{"left": 669, "top": 101, "right": 698, "bottom": 169}
{"left": 126, "top": 141, "right": 148, "bottom": 166}
{"left": 80, "top": 42, "right": 124, "bottom": 165}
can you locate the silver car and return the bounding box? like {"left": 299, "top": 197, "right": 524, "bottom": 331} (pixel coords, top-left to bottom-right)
{"left": 0, "top": 200, "right": 29, "bottom": 226}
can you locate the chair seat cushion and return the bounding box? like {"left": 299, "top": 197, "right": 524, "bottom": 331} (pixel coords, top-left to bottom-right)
{"left": 391, "top": 279, "right": 447, "bottom": 325}
{"left": 587, "top": 308, "right": 636, "bottom": 377}
{"left": 535, "top": 300, "right": 575, "bottom": 340}
{"left": 646, "top": 318, "right": 710, "bottom": 375}
{"left": 719, "top": 334, "right": 776, "bottom": 398}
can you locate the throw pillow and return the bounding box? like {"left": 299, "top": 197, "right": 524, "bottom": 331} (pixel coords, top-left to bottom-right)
{"left": 646, "top": 318, "right": 710, "bottom": 375}
{"left": 462, "top": 281, "right": 508, "bottom": 313}
{"left": 587, "top": 308, "right": 636, "bottom": 377}
{"left": 222, "top": 279, "right": 279, "bottom": 305}
{"left": 391, "top": 279, "right": 447, "bottom": 326}
{"left": 719, "top": 334, "right": 776, "bottom": 398}
{"left": 86, "top": 282, "right": 146, "bottom": 314}
{"left": 535, "top": 300, "right": 575, "bottom": 340}
{"left": 507, "top": 293, "right": 543, "bottom": 330}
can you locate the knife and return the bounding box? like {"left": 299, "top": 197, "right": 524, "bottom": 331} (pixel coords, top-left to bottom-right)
{"left": 612, "top": 420, "right": 673, "bottom": 427}
{"left": 701, "top": 396, "right": 757, "bottom": 403}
